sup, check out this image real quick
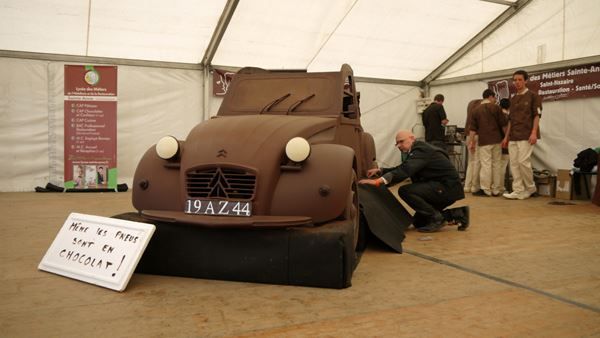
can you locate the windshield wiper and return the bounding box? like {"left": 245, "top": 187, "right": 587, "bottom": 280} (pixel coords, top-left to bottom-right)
{"left": 260, "top": 93, "right": 291, "bottom": 114}
{"left": 286, "top": 94, "right": 315, "bottom": 114}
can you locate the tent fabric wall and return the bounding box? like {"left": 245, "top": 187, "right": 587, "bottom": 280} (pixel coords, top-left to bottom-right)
{"left": 0, "top": 57, "right": 203, "bottom": 191}
{"left": 534, "top": 97, "right": 600, "bottom": 171}
{"left": 0, "top": 58, "right": 50, "bottom": 191}
{"left": 431, "top": 81, "right": 600, "bottom": 174}
{"left": 357, "top": 82, "right": 421, "bottom": 168}
{"left": 440, "top": 0, "right": 600, "bottom": 79}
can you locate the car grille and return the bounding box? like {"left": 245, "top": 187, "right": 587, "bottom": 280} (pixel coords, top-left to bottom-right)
{"left": 186, "top": 166, "right": 256, "bottom": 200}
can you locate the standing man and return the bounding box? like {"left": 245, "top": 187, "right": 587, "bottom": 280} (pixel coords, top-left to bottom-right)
{"left": 469, "top": 89, "right": 507, "bottom": 197}
{"left": 463, "top": 98, "right": 482, "bottom": 193}
{"left": 422, "top": 94, "right": 449, "bottom": 149}
{"left": 502, "top": 70, "right": 542, "bottom": 200}
{"left": 359, "top": 130, "right": 464, "bottom": 232}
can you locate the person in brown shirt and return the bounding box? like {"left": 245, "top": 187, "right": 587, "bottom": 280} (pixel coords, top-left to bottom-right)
{"left": 469, "top": 89, "right": 507, "bottom": 196}
{"left": 463, "top": 98, "right": 482, "bottom": 193}
{"left": 502, "top": 70, "right": 542, "bottom": 200}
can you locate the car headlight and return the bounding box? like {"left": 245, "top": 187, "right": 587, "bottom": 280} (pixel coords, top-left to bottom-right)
{"left": 285, "top": 137, "right": 311, "bottom": 162}
{"left": 156, "top": 136, "right": 179, "bottom": 160}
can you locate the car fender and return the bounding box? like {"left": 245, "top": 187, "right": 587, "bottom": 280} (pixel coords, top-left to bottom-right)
{"left": 270, "top": 144, "right": 355, "bottom": 224}
{"left": 361, "top": 132, "right": 377, "bottom": 177}
{"left": 132, "top": 145, "right": 182, "bottom": 212}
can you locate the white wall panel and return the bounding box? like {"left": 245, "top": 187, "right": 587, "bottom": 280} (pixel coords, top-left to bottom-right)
{"left": 0, "top": 58, "right": 50, "bottom": 191}
{"left": 536, "top": 97, "right": 600, "bottom": 172}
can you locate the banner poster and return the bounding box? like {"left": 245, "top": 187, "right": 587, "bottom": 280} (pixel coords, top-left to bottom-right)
{"left": 488, "top": 62, "right": 600, "bottom": 102}
{"left": 212, "top": 68, "right": 236, "bottom": 96}
{"left": 64, "top": 65, "right": 118, "bottom": 190}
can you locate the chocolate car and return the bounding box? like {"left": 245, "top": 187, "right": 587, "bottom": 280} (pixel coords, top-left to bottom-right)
{"left": 132, "top": 64, "right": 377, "bottom": 241}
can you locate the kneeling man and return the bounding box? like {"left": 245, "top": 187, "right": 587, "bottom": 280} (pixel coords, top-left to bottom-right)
{"left": 359, "top": 130, "right": 465, "bottom": 232}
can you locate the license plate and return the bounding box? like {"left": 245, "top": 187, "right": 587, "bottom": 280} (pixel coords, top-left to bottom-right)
{"left": 184, "top": 199, "right": 252, "bottom": 217}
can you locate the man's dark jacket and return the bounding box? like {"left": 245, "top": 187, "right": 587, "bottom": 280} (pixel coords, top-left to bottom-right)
{"left": 382, "top": 141, "right": 464, "bottom": 201}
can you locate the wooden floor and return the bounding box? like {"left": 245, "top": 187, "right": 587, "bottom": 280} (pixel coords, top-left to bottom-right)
{"left": 1, "top": 191, "right": 599, "bottom": 337}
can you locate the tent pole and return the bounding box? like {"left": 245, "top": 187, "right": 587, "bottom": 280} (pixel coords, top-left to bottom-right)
{"left": 0, "top": 50, "right": 203, "bottom": 70}
{"left": 201, "top": 0, "right": 239, "bottom": 121}
{"left": 203, "top": 67, "right": 210, "bottom": 121}
{"left": 201, "top": 0, "right": 239, "bottom": 67}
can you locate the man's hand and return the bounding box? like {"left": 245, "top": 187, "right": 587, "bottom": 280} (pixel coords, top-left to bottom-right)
{"left": 529, "top": 133, "right": 538, "bottom": 145}
{"left": 468, "top": 141, "right": 476, "bottom": 152}
{"left": 359, "top": 178, "right": 381, "bottom": 186}
{"left": 366, "top": 168, "right": 382, "bottom": 178}
{"left": 501, "top": 137, "right": 509, "bottom": 148}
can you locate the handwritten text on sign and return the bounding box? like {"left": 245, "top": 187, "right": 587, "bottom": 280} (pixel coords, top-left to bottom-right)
{"left": 39, "top": 213, "right": 155, "bottom": 291}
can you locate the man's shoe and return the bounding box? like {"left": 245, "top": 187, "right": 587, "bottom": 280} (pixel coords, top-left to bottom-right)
{"left": 412, "top": 213, "right": 428, "bottom": 229}
{"left": 517, "top": 191, "right": 532, "bottom": 200}
{"left": 472, "top": 190, "right": 490, "bottom": 197}
{"left": 455, "top": 206, "right": 470, "bottom": 231}
{"left": 442, "top": 206, "right": 470, "bottom": 231}
{"left": 417, "top": 213, "right": 446, "bottom": 233}
{"left": 417, "top": 221, "right": 446, "bottom": 233}
{"left": 503, "top": 191, "right": 520, "bottom": 199}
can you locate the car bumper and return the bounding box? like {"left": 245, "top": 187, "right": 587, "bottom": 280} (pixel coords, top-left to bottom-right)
{"left": 141, "top": 210, "right": 313, "bottom": 228}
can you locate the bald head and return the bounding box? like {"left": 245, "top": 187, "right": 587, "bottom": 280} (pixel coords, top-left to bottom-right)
{"left": 396, "top": 130, "right": 413, "bottom": 140}
{"left": 394, "top": 130, "right": 416, "bottom": 152}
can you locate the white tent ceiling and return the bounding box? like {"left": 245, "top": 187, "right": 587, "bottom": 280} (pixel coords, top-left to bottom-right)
{"left": 0, "top": 0, "right": 518, "bottom": 81}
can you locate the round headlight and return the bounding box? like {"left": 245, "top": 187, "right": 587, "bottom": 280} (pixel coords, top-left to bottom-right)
{"left": 156, "top": 136, "right": 179, "bottom": 160}
{"left": 285, "top": 137, "right": 311, "bottom": 162}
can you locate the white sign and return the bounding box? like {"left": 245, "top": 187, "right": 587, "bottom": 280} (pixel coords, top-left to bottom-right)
{"left": 39, "top": 213, "right": 155, "bottom": 291}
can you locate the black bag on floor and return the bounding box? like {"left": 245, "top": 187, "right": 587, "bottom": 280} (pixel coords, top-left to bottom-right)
{"left": 573, "top": 148, "right": 598, "bottom": 172}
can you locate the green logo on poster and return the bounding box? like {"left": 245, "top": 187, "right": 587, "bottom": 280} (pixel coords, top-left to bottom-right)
{"left": 84, "top": 70, "right": 100, "bottom": 86}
